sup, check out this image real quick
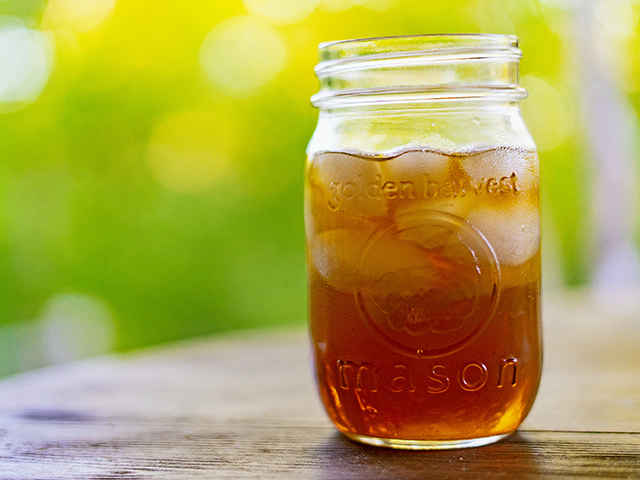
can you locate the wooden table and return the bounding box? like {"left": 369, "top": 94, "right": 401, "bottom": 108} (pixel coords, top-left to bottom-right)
{"left": 0, "top": 293, "right": 639, "bottom": 478}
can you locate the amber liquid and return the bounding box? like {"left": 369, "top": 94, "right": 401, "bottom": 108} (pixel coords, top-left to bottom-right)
{"left": 305, "top": 146, "right": 542, "bottom": 444}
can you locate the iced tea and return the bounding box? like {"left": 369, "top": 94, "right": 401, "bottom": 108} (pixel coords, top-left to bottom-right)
{"left": 305, "top": 145, "right": 541, "bottom": 448}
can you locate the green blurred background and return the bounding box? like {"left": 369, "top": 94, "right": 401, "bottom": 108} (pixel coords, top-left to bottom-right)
{"left": 0, "top": 0, "right": 639, "bottom": 376}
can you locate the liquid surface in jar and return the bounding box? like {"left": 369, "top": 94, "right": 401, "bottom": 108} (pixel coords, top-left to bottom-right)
{"left": 305, "top": 146, "right": 542, "bottom": 442}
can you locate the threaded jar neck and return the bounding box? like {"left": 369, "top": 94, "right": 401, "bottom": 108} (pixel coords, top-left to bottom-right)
{"left": 312, "top": 34, "right": 527, "bottom": 109}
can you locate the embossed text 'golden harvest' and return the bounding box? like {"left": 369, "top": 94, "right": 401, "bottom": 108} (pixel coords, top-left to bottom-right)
{"left": 328, "top": 173, "right": 518, "bottom": 211}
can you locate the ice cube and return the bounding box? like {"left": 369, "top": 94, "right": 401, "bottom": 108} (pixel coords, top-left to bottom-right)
{"left": 313, "top": 152, "right": 387, "bottom": 218}
{"left": 380, "top": 150, "right": 451, "bottom": 206}
{"left": 460, "top": 146, "right": 539, "bottom": 198}
{"left": 394, "top": 194, "right": 476, "bottom": 229}
{"left": 499, "top": 251, "right": 541, "bottom": 290}
{"left": 466, "top": 204, "right": 540, "bottom": 268}
{"left": 304, "top": 193, "right": 375, "bottom": 241}
{"left": 310, "top": 226, "right": 429, "bottom": 292}
{"left": 382, "top": 150, "right": 450, "bottom": 183}
{"left": 309, "top": 227, "right": 371, "bottom": 292}
{"left": 385, "top": 151, "right": 472, "bottom": 226}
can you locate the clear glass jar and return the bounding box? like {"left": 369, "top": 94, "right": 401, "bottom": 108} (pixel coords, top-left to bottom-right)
{"left": 305, "top": 34, "right": 541, "bottom": 450}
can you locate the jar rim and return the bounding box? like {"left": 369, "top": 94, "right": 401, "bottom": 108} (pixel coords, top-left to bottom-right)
{"left": 318, "top": 33, "right": 519, "bottom": 63}
{"left": 312, "top": 33, "right": 524, "bottom": 109}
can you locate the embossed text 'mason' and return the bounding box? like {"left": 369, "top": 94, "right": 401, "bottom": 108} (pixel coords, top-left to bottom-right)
{"left": 337, "top": 357, "right": 518, "bottom": 395}
{"left": 328, "top": 173, "right": 518, "bottom": 211}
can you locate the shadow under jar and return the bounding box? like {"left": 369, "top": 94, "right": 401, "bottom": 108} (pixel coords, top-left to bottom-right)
{"left": 305, "top": 34, "right": 542, "bottom": 450}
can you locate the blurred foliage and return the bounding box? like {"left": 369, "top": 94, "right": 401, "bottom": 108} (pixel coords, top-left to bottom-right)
{"left": 0, "top": 0, "right": 47, "bottom": 24}
{"left": 0, "top": 0, "right": 638, "bottom": 370}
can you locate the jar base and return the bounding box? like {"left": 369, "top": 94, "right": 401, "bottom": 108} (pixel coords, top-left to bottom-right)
{"left": 342, "top": 431, "right": 512, "bottom": 450}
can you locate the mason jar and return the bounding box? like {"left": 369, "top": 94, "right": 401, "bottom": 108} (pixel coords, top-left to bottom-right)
{"left": 305, "top": 34, "right": 542, "bottom": 450}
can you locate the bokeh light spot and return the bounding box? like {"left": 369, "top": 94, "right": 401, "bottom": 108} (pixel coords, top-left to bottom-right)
{"left": 521, "top": 75, "right": 574, "bottom": 152}
{"left": 243, "top": 0, "right": 320, "bottom": 25}
{"left": 0, "top": 22, "right": 54, "bottom": 108}
{"left": 593, "top": 0, "right": 640, "bottom": 92}
{"left": 40, "top": 293, "right": 115, "bottom": 364}
{"left": 320, "top": 0, "right": 354, "bottom": 12}
{"left": 350, "top": 0, "right": 398, "bottom": 11}
{"left": 147, "top": 111, "right": 234, "bottom": 193}
{"left": 200, "top": 16, "right": 286, "bottom": 96}
{"left": 43, "top": 0, "right": 118, "bottom": 33}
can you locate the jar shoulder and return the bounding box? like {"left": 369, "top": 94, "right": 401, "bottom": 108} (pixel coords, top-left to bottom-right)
{"left": 307, "top": 107, "right": 536, "bottom": 157}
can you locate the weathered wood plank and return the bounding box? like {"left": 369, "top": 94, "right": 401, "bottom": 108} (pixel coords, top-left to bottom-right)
{"left": 0, "top": 325, "right": 637, "bottom": 433}
{"left": 0, "top": 294, "right": 638, "bottom": 478}
{"left": 0, "top": 419, "right": 639, "bottom": 479}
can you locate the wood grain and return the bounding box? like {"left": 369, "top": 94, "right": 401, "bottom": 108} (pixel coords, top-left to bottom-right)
{"left": 1, "top": 420, "right": 639, "bottom": 479}
{"left": 0, "top": 294, "right": 638, "bottom": 478}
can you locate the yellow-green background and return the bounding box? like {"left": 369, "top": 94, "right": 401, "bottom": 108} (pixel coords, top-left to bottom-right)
{"left": 0, "top": 0, "right": 638, "bottom": 375}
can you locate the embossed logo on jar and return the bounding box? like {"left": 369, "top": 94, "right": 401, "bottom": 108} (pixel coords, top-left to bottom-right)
{"left": 355, "top": 210, "right": 500, "bottom": 358}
